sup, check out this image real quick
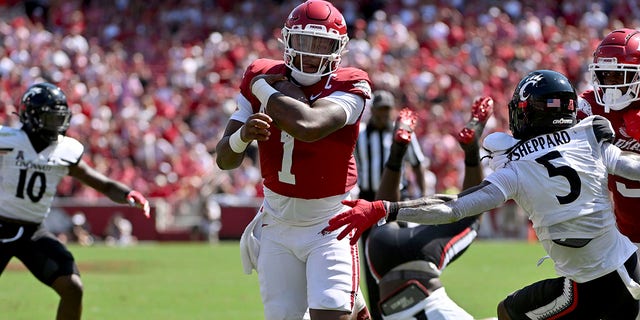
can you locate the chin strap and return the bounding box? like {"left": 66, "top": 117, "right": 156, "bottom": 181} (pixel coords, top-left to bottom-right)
{"left": 290, "top": 69, "right": 322, "bottom": 86}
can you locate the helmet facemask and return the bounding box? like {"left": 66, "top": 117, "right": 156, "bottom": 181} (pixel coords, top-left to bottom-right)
{"left": 282, "top": 26, "right": 348, "bottom": 85}
{"left": 23, "top": 104, "right": 71, "bottom": 142}
{"left": 589, "top": 58, "right": 640, "bottom": 112}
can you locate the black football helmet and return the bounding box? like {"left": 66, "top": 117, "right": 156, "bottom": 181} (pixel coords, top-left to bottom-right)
{"left": 508, "top": 70, "right": 577, "bottom": 140}
{"left": 20, "top": 82, "right": 71, "bottom": 142}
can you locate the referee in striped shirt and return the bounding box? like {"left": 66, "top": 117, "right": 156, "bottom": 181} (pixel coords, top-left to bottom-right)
{"left": 354, "top": 90, "right": 430, "bottom": 320}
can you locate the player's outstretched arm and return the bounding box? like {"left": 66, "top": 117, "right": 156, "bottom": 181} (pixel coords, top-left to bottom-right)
{"left": 324, "top": 182, "right": 507, "bottom": 244}
{"left": 68, "top": 159, "right": 150, "bottom": 218}
{"left": 458, "top": 96, "right": 493, "bottom": 190}
{"left": 322, "top": 195, "right": 453, "bottom": 245}
{"left": 375, "top": 96, "right": 493, "bottom": 202}
{"left": 610, "top": 149, "right": 640, "bottom": 181}
{"left": 375, "top": 108, "right": 417, "bottom": 202}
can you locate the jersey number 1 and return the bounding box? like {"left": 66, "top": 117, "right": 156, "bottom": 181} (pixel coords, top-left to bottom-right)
{"left": 278, "top": 132, "right": 296, "bottom": 184}
{"left": 16, "top": 169, "right": 46, "bottom": 202}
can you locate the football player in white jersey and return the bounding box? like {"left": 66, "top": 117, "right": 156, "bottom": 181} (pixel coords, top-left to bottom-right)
{"left": 324, "top": 70, "right": 640, "bottom": 319}
{"left": 0, "top": 82, "right": 150, "bottom": 320}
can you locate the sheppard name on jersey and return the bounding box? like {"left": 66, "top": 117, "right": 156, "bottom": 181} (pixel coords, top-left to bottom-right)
{"left": 15, "top": 159, "right": 53, "bottom": 171}
{"left": 510, "top": 131, "right": 571, "bottom": 160}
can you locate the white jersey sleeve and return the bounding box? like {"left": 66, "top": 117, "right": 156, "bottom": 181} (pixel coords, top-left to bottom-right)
{"left": 230, "top": 93, "right": 253, "bottom": 124}
{"left": 0, "top": 127, "right": 84, "bottom": 223}
{"left": 321, "top": 91, "right": 365, "bottom": 126}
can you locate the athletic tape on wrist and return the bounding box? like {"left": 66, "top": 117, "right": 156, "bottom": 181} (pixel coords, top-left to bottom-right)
{"left": 252, "top": 79, "right": 279, "bottom": 106}
{"left": 463, "top": 147, "right": 480, "bottom": 166}
{"left": 464, "top": 158, "right": 480, "bottom": 167}
{"left": 385, "top": 161, "right": 402, "bottom": 172}
{"left": 229, "top": 128, "right": 249, "bottom": 153}
{"left": 386, "top": 201, "right": 399, "bottom": 221}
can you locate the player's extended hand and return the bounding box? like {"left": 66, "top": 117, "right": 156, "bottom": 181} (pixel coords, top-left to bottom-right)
{"left": 243, "top": 113, "right": 272, "bottom": 142}
{"left": 458, "top": 95, "right": 494, "bottom": 147}
{"left": 394, "top": 108, "right": 418, "bottom": 144}
{"left": 322, "top": 199, "right": 387, "bottom": 245}
{"left": 127, "top": 190, "right": 150, "bottom": 218}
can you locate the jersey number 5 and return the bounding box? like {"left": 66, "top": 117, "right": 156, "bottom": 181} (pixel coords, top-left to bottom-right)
{"left": 16, "top": 169, "right": 46, "bottom": 202}
{"left": 535, "top": 151, "right": 581, "bottom": 204}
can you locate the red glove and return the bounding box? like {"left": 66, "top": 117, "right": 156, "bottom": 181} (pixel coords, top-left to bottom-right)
{"left": 322, "top": 199, "right": 387, "bottom": 245}
{"left": 127, "top": 190, "right": 150, "bottom": 218}
{"left": 457, "top": 96, "right": 494, "bottom": 145}
{"left": 623, "top": 109, "right": 640, "bottom": 141}
{"left": 394, "top": 108, "right": 417, "bottom": 144}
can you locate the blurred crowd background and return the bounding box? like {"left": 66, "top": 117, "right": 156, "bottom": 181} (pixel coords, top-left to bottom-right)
{"left": 0, "top": 0, "right": 638, "bottom": 239}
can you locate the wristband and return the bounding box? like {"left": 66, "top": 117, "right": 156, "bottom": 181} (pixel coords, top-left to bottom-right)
{"left": 386, "top": 201, "right": 399, "bottom": 221}
{"left": 385, "top": 161, "right": 402, "bottom": 172}
{"left": 229, "top": 128, "right": 249, "bottom": 153}
{"left": 464, "top": 157, "right": 480, "bottom": 167}
{"left": 385, "top": 142, "right": 409, "bottom": 171}
{"left": 252, "top": 79, "right": 279, "bottom": 106}
{"left": 464, "top": 146, "right": 480, "bottom": 166}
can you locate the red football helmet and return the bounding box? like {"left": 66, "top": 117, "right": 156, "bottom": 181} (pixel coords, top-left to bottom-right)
{"left": 589, "top": 28, "right": 640, "bottom": 112}
{"left": 281, "top": 0, "right": 348, "bottom": 85}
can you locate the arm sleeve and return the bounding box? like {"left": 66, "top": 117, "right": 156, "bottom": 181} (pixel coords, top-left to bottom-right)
{"left": 397, "top": 182, "right": 506, "bottom": 225}
{"left": 607, "top": 144, "right": 640, "bottom": 181}
{"left": 591, "top": 115, "right": 615, "bottom": 143}
{"left": 602, "top": 142, "right": 622, "bottom": 174}
{"left": 229, "top": 93, "right": 253, "bottom": 123}
{"left": 321, "top": 91, "right": 365, "bottom": 126}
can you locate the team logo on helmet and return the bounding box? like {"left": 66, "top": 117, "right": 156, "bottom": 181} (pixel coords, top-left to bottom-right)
{"left": 519, "top": 74, "right": 544, "bottom": 102}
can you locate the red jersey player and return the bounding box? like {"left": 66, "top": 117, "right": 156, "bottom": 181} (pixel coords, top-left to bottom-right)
{"left": 578, "top": 28, "right": 640, "bottom": 246}
{"left": 216, "top": 1, "right": 372, "bottom": 319}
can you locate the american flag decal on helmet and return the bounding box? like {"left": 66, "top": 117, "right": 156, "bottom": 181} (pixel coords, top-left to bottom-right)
{"left": 547, "top": 98, "right": 561, "bottom": 108}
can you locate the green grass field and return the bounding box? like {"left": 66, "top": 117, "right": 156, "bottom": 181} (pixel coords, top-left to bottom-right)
{"left": 0, "top": 240, "right": 556, "bottom": 319}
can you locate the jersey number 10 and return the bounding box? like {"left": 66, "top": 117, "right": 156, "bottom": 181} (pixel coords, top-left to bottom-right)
{"left": 16, "top": 169, "right": 46, "bottom": 202}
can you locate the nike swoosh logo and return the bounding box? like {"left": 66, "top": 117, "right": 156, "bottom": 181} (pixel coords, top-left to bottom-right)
{"left": 310, "top": 93, "right": 322, "bottom": 100}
